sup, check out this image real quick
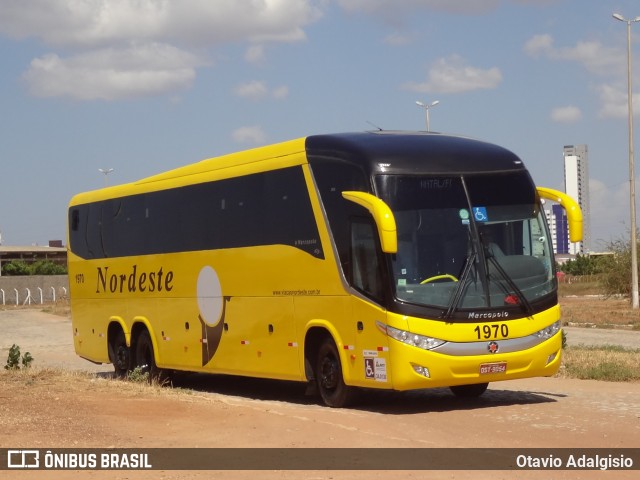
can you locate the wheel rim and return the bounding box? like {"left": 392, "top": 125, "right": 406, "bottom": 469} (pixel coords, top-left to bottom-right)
{"left": 115, "top": 345, "right": 129, "bottom": 371}
{"left": 319, "top": 355, "right": 339, "bottom": 391}
{"left": 138, "top": 343, "right": 152, "bottom": 373}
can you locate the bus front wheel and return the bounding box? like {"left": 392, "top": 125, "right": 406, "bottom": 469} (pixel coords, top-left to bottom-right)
{"left": 449, "top": 383, "right": 489, "bottom": 398}
{"left": 316, "top": 337, "right": 356, "bottom": 408}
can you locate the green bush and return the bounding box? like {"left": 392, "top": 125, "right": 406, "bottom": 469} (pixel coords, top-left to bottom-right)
{"left": 598, "top": 236, "right": 636, "bottom": 297}
{"left": 31, "top": 260, "right": 67, "bottom": 275}
{"left": 560, "top": 253, "right": 603, "bottom": 276}
{"left": 1, "top": 260, "right": 31, "bottom": 276}
{"left": 0, "top": 260, "right": 66, "bottom": 276}
{"left": 4, "top": 344, "right": 34, "bottom": 370}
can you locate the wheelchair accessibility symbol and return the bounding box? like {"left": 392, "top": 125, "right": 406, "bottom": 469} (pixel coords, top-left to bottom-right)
{"left": 473, "top": 207, "right": 488, "bottom": 222}
{"left": 365, "top": 358, "right": 375, "bottom": 379}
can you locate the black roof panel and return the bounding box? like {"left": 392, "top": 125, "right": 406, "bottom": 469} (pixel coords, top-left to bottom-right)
{"left": 306, "top": 131, "right": 526, "bottom": 175}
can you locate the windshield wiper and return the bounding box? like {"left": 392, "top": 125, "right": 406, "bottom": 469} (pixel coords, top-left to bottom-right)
{"left": 485, "top": 253, "right": 534, "bottom": 316}
{"left": 443, "top": 250, "right": 477, "bottom": 320}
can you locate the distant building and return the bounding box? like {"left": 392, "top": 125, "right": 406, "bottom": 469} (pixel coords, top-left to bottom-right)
{"left": 543, "top": 145, "right": 591, "bottom": 256}
{"left": 0, "top": 242, "right": 66, "bottom": 276}
{"left": 562, "top": 144, "right": 590, "bottom": 254}
{"left": 545, "top": 204, "right": 569, "bottom": 254}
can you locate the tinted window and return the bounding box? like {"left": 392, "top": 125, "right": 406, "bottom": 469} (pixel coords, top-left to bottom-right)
{"left": 309, "top": 159, "right": 370, "bottom": 274}
{"left": 69, "top": 167, "right": 323, "bottom": 259}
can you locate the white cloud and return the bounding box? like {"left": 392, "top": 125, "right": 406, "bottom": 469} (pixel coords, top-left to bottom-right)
{"left": 271, "top": 85, "right": 289, "bottom": 99}
{"left": 523, "top": 33, "right": 640, "bottom": 119}
{"left": 523, "top": 34, "right": 554, "bottom": 57}
{"left": 0, "top": 0, "right": 321, "bottom": 100}
{"left": 245, "top": 45, "right": 267, "bottom": 65}
{"left": 336, "top": 0, "right": 501, "bottom": 17}
{"left": 524, "top": 34, "right": 622, "bottom": 76}
{"left": 383, "top": 32, "right": 415, "bottom": 46}
{"left": 589, "top": 177, "right": 631, "bottom": 246}
{"left": 550, "top": 105, "right": 582, "bottom": 124}
{"left": 0, "top": 0, "right": 322, "bottom": 48}
{"left": 23, "top": 43, "right": 202, "bottom": 100}
{"left": 233, "top": 81, "right": 289, "bottom": 100}
{"left": 402, "top": 55, "right": 502, "bottom": 94}
{"left": 234, "top": 81, "right": 270, "bottom": 100}
{"left": 232, "top": 126, "right": 268, "bottom": 145}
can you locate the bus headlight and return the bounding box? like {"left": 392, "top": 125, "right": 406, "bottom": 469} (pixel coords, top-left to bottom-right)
{"left": 534, "top": 320, "right": 561, "bottom": 340}
{"left": 381, "top": 323, "right": 446, "bottom": 350}
{"left": 411, "top": 364, "right": 431, "bottom": 378}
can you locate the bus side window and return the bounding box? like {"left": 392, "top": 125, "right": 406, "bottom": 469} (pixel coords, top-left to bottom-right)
{"left": 350, "top": 219, "right": 384, "bottom": 300}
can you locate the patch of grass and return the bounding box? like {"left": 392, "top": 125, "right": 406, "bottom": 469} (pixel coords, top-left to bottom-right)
{"left": 127, "top": 366, "right": 150, "bottom": 383}
{"left": 558, "top": 279, "right": 603, "bottom": 297}
{"left": 559, "top": 345, "right": 640, "bottom": 382}
{"left": 559, "top": 296, "right": 640, "bottom": 328}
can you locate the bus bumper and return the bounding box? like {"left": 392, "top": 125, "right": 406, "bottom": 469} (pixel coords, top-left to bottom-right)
{"left": 387, "top": 330, "right": 563, "bottom": 391}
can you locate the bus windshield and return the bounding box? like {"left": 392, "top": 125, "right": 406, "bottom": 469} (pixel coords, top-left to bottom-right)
{"left": 376, "top": 173, "right": 555, "bottom": 315}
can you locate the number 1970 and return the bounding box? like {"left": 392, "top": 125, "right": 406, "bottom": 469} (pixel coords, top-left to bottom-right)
{"left": 474, "top": 324, "right": 508, "bottom": 340}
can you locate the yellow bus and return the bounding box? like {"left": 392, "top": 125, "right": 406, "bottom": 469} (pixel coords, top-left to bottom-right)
{"left": 67, "top": 131, "right": 582, "bottom": 407}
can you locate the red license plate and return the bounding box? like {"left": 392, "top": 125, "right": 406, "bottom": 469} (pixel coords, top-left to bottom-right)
{"left": 480, "top": 362, "right": 507, "bottom": 375}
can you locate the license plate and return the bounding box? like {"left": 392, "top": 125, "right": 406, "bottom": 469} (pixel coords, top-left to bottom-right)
{"left": 480, "top": 362, "right": 507, "bottom": 375}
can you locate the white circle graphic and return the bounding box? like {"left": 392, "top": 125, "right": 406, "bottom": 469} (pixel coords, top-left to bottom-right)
{"left": 197, "top": 266, "right": 223, "bottom": 326}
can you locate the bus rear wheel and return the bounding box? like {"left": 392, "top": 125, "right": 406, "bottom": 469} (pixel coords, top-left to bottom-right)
{"left": 316, "top": 337, "right": 356, "bottom": 408}
{"left": 449, "top": 383, "right": 489, "bottom": 398}
{"left": 134, "top": 330, "right": 162, "bottom": 381}
{"left": 109, "top": 330, "right": 130, "bottom": 378}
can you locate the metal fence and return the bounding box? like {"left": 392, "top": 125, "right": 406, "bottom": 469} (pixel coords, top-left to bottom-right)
{"left": 0, "top": 275, "right": 69, "bottom": 305}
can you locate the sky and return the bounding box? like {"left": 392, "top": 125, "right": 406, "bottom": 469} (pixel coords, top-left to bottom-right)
{"left": 1, "top": 0, "right": 640, "bottom": 251}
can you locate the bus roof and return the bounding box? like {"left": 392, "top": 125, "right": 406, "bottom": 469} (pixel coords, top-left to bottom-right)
{"left": 70, "top": 131, "right": 528, "bottom": 206}
{"left": 306, "top": 131, "right": 527, "bottom": 176}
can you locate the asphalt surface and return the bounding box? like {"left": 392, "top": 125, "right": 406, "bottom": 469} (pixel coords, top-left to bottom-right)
{"left": 563, "top": 325, "right": 640, "bottom": 349}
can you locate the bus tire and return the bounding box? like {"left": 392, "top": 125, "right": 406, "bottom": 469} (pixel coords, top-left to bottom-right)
{"left": 449, "top": 383, "right": 489, "bottom": 398}
{"left": 109, "top": 329, "right": 130, "bottom": 378}
{"left": 134, "top": 330, "right": 162, "bottom": 382}
{"left": 316, "top": 337, "right": 356, "bottom": 408}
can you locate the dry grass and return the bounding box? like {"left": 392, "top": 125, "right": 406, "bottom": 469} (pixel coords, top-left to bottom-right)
{"left": 559, "top": 280, "right": 640, "bottom": 329}
{"left": 558, "top": 346, "right": 640, "bottom": 382}
{"left": 559, "top": 296, "right": 640, "bottom": 329}
{"left": 0, "top": 367, "right": 195, "bottom": 402}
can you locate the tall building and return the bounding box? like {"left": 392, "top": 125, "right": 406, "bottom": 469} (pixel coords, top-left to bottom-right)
{"left": 545, "top": 204, "right": 569, "bottom": 254}
{"left": 562, "top": 144, "right": 590, "bottom": 254}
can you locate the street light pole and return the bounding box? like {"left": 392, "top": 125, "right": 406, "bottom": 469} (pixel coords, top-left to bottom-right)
{"left": 415, "top": 100, "right": 440, "bottom": 132}
{"left": 98, "top": 168, "right": 114, "bottom": 187}
{"left": 613, "top": 13, "right": 640, "bottom": 309}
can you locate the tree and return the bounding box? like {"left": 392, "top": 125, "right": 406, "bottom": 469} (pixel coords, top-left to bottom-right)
{"left": 1, "top": 260, "right": 30, "bottom": 276}
{"left": 598, "top": 236, "right": 635, "bottom": 297}
{"left": 0, "top": 260, "right": 67, "bottom": 276}
{"left": 560, "top": 254, "right": 602, "bottom": 276}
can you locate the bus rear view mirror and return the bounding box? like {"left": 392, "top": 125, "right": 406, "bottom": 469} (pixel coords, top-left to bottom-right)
{"left": 537, "top": 186, "right": 583, "bottom": 243}
{"left": 342, "top": 191, "right": 397, "bottom": 254}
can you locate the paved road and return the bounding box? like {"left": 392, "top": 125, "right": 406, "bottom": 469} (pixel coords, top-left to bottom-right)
{"left": 563, "top": 326, "right": 640, "bottom": 349}
{"left": 0, "top": 308, "right": 111, "bottom": 372}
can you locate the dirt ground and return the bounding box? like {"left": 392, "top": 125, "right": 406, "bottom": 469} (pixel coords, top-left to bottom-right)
{"left": 1, "top": 305, "right": 639, "bottom": 480}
